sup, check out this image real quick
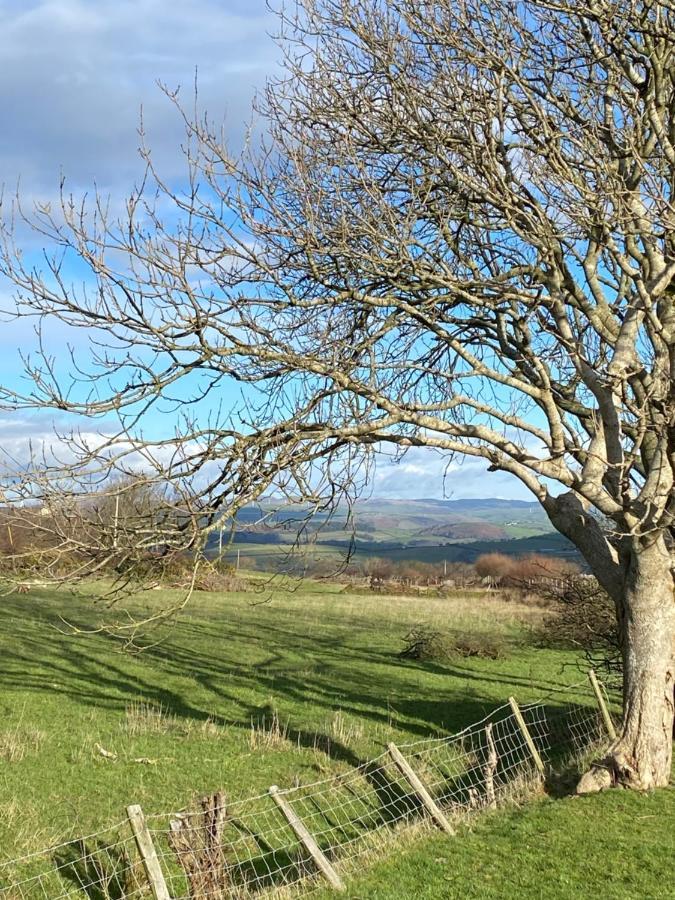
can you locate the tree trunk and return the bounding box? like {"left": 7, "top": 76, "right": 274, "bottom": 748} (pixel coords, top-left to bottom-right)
{"left": 582, "top": 538, "right": 675, "bottom": 791}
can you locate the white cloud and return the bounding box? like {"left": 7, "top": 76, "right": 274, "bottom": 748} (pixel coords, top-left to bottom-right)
{"left": 0, "top": 0, "right": 276, "bottom": 195}
{"left": 371, "top": 446, "right": 531, "bottom": 500}
{"left": 0, "top": 416, "right": 533, "bottom": 503}
{"left": 0, "top": 8, "right": 536, "bottom": 504}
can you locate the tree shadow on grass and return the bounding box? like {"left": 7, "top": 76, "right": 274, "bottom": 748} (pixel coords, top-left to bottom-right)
{"left": 0, "top": 591, "right": 539, "bottom": 743}
{"left": 46, "top": 697, "right": 597, "bottom": 897}
{"left": 207, "top": 704, "right": 585, "bottom": 894}
{"left": 53, "top": 839, "right": 138, "bottom": 900}
{"left": 0, "top": 591, "right": 582, "bottom": 765}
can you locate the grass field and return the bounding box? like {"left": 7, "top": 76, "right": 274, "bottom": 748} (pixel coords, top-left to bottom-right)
{"left": 0, "top": 577, "right": 671, "bottom": 898}
{"left": 314, "top": 785, "right": 675, "bottom": 899}
{"left": 221, "top": 529, "right": 578, "bottom": 571}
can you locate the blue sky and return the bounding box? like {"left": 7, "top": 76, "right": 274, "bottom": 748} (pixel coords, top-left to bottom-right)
{"left": 0, "top": 0, "right": 531, "bottom": 501}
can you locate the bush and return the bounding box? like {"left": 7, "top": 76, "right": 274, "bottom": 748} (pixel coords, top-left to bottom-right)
{"left": 193, "top": 562, "right": 247, "bottom": 593}
{"left": 475, "top": 553, "right": 516, "bottom": 580}
{"left": 399, "top": 626, "right": 506, "bottom": 662}
{"left": 509, "top": 554, "right": 580, "bottom": 581}
{"left": 475, "top": 552, "right": 580, "bottom": 585}
{"left": 452, "top": 634, "right": 507, "bottom": 659}
{"left": 122, "top": 553, "right": 247, "bottom": 592}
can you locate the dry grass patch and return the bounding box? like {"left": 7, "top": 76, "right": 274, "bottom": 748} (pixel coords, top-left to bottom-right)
{"left": 0, "top": 798, "right": 55, "bottom": 862}
{"left": 123, "top": 699, "right": 180, "bottom": 737}
{"left": 248, "top": 709, "right": 290, "bottom": 751}
{"left": 124, "top": 701, "right": 226, "bottom": 742}
{"left": 0, "top": 725, "right": 44, "bottom": 763}
{"left": 337, "top": 587, "right": 547, "bottom": 637}
{"left": 191, "top": 716, "right": 222, "bottom": 740}
{"left": 328, "top": 710, "right": 365, "bottom": 744}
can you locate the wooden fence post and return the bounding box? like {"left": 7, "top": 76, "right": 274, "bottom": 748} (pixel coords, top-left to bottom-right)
{"left": 269, "top": 785, "right": 345, "bottom": 892}
{"left": 126, "top": 804, "right": 172, "bottom": 900}
{"left": 508, "top": 697, "right": 545, "bottom": 775}
{"left": 483, "top": 724, "right": 498, "bottom": 808}
{"left": 387, "top": 743, "right": 455, "bottom": 835}
{"left": 588, "top": 669, "right": 617, "bottom": 740}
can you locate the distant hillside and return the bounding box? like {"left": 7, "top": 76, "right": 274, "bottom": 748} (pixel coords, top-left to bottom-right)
{"left": 414, "top": 498, "right": 540, "bottom": 509}
{"left": 219, "top": 497, "right": 549, "bottom": 542}
{"left": 357, "top": 530, "right": 577, "bottom": 563}
{"left": 207, "top": 497, "right": 579, "bottom": 568}
{"left": 418, "top": 522, "right": 508, "bottom": 541}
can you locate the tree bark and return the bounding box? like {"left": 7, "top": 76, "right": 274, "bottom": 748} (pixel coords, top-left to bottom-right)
{"left": 582, "top": 537, "right": 675, "bottom": 791}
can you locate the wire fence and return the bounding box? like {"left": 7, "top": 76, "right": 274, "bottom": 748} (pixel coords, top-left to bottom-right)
{"left": 0, "top": 675, "right": 616, "bottom": 899}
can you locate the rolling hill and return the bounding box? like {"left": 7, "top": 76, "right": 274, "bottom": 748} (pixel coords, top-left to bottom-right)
{"left": 208, "top": 497, "right": 578, "bottom": 567}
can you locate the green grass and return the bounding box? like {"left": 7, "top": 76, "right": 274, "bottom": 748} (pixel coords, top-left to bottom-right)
{"left": 2, "top": 576, "right": 663, "bottom": 900}
{"left": 0, "top": 580, "right": 574, "bottom": 859}
{"left": 315, "top": 786, "right": 675, "bottom": 899}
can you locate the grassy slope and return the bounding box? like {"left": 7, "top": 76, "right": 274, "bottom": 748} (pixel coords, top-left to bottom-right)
{"left": 1, "top": 579, "right": 672, "bottom": 899}
{"left": 0, "top": 580, "right": 574, "bottom": 860}
{"left": 315, "top": 787, "right": 675, "bottom": 899}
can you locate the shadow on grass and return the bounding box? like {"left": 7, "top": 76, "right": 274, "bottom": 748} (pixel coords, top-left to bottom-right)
{"left": 0, "top": 589, "right": 594, "bottom": 769}
{"left": 164, "top": 701, "right": 598, "bottom": 896}
{"left": 0, "top": 590, "right": 564, "bottom": 748}
{"left": 53, "top": 839, "right": 136, "bottom": 900}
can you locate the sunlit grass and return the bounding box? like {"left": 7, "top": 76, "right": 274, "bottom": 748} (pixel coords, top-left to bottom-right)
{"left": 0, "top": 579, "right": 575, "bottom": 864}
{"left": 314, "top": 786, "right": 675, "bottom": 899}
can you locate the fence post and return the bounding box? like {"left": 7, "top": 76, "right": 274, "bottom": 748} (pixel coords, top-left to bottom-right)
{"left": 483, "top": 724, "right": 498, "bottom": 808}
{"left": 588, "top": 669, "right": 617, "bottom": 740}
{"left": 126, "top": 804, "right": 172, "bottom": 900}
{"left": 269, "top": 785, "right": 345, "bottom": 892}
{"left": 508, "top": 697, "right": 545, "bottom": 775}
{"left": 387, "top": 742, "right": 455, "bottom": 835}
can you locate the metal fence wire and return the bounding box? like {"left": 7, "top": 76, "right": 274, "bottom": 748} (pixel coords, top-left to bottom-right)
{"left": 0, "top": 678, "right": 613, "bottom": 899}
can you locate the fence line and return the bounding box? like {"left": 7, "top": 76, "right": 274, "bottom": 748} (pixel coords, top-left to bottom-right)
{"left": 0, "top": 675, "right": 615, "bottom": 899}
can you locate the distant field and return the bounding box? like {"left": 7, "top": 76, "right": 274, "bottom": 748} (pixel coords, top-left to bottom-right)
{"left": 219, "top": 529, "right": 578, "bottom": 571}
{"left": 0, "top": 578, "right": 580, "bottom": 866}
{"left": 211, "top": 497, "right": 562, "bottom": 565}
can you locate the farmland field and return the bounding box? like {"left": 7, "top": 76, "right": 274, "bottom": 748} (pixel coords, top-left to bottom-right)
{"left": 210, "top": 497, "right": 580, "bottom": 571}
{"left": 0, "top": 577, "right": 672, "bottom": 897}
{"left": 217, "top": 530, "right": 578, "bottom": 572}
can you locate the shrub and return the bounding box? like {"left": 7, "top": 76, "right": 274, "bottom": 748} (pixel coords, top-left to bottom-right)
{"left": 452, "top": 634, "right": 507, "bottom": 660}
{"left": 365, "top": 557, "right": 395, "bottom": 590}
{"left": 123, "top": 553, "right": 247, "bottom": 592}
{"left": 399, "top": 627, "right": 456, "bottom": 661}
{"left": 399, "top": 626, "right": 506, "bottom": 662}
{"left": 193, "top": 563, "right": 246, "bottom": 593}
{"left": 509, "top": 554, "right": 580, "bottom": 582}
{"left": 475, "top": 552, "right": 580, "bottom": 585}
{"left": 474, "top": 553, "right": 516, "bottom": 580}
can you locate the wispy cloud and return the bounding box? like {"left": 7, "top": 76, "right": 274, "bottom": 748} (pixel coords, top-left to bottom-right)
{"left": 0, "top": 417, "right": 533, "bottom": 502}
{"left": 0, "top": 0, "right": 275, "bottom": 194}
{"left": 371, "top": 446, "right": 531, "bottom": 500}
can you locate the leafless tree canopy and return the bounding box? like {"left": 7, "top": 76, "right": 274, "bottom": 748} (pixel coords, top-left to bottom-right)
{"left": 0, "top": 0, "right": 674, "bottom": 787}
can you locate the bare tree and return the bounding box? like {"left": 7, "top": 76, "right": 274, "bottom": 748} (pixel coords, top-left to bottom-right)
{"left": 0, "top": 460, "right": 201, "bottom": 620}
{"left": 1, "top": 0, "right": 674, "bottom": 788}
